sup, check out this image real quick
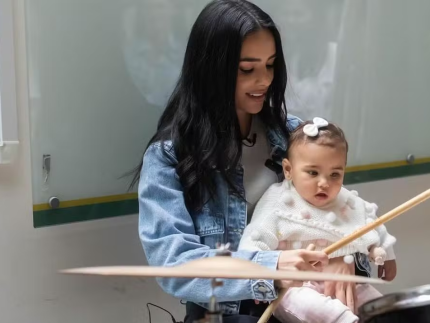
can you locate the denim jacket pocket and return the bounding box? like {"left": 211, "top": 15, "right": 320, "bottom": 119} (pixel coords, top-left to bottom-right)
{"left": 194, "top": 210, "right": 225, "bottom": 248}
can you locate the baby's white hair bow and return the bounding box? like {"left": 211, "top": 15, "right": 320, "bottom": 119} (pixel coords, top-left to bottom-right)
{"left": 303, "top": 117, "right": 329, "bottom": 137}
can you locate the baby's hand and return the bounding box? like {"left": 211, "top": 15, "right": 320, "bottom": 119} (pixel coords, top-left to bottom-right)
{"left": 369, "top": 246, "right": 386, "bottom": 266}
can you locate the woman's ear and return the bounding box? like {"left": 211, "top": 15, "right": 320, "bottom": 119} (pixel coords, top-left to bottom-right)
{"left": 282, "top": 158, "right": 292, "bottom": 180}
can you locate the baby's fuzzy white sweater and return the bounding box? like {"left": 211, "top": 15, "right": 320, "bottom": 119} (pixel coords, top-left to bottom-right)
{"left": 239, "top": 180, "right": 396, "bottom": 260}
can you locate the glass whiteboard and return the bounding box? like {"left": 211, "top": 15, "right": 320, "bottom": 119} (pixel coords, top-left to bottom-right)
{"left": 25, "top": 0, "right": 430, "bottom": 226}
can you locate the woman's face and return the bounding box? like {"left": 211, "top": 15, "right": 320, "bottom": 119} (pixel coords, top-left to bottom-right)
{"left": 235, "top": 29, "right": 276, "bottom": 118}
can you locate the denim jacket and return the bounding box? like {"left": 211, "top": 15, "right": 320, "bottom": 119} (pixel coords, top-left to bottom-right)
{"left": 138, "top": 115, "right": 370, "bottom": 315}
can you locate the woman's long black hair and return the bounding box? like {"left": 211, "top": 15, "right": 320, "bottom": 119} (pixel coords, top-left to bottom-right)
{"left": 130, "top": 0, "right": 290, "bottom": 212}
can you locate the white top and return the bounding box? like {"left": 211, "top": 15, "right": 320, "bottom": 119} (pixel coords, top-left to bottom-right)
{"left": 238, "top": 180, "right": 396, "bottom": 260}
{"left": 241, "top": 117, "right": 277, "bottom": 221}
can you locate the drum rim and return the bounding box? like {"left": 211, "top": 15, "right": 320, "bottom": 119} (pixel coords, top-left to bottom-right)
{"left": 359, "top": 284, "right": 430, "bottom": 320}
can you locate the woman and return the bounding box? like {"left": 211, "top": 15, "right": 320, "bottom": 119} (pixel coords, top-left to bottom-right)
{"left": 132, "top": 1, "right": 356, "bottom": 322}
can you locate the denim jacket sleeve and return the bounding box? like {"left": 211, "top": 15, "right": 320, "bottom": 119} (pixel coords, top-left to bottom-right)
{"left": 138, "top": 142, "right": 281, "bottom": 303}
{"left": 287, "top": 114, "right": 303, "bottom": 131}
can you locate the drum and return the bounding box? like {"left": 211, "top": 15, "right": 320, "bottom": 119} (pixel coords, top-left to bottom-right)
{"left": 358, "top": 284, "right": 430, "bottom": 322}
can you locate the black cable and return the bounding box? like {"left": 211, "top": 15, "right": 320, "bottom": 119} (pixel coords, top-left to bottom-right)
{"left": 146, "top": 302, "right": 181, "bottom": 323}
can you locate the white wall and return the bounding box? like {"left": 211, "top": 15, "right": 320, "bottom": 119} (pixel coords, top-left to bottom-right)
{"left": 0, "top": 1, "right": 429, "bottom": 322}
{"left": 0, "top": 1, "right": 184, "bottom": 322}
{"left": 0, "top": 0, "right": 19, "bottom": 143}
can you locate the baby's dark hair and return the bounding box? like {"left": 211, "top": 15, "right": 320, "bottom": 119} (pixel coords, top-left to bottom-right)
{"left": 286, "top": 120, "right": 349, "bottom": 159}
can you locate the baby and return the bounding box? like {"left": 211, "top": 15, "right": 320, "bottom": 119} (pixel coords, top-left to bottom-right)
{"left": 239, "top": 117, "right": 397, "bottom": 323}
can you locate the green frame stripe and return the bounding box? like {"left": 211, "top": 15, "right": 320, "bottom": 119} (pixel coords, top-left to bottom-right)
{"left": 33, "top": 199, "right": 138, "bottom": 228}
{"left": 33, "top": 161, "right": 430, "bottom": 228}
{"left": 344, "top": 161, "right": 430, "bottom": 185}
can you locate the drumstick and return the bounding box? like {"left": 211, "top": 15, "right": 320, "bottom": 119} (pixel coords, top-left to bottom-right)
{"left": 257, "top": 244, "right": 316, "bottom": 323}
{"left": 323, "top": 188, "right": 430, "bottom": 254}
{"left": 257, "top": 188, "right": 430, "bottom": 323}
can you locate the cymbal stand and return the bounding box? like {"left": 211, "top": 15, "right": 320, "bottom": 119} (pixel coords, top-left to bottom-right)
{"left": 194, "top": 243, "right": 232, "bottom": 323}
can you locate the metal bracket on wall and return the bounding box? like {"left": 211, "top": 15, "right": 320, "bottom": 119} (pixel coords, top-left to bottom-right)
{"left": 43, "top": 154, "right": 51, "bottom": 183}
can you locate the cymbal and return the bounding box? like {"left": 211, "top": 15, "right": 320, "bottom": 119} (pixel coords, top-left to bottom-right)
{"left": 60, "top": 256, "right": 386, "bottom": 284}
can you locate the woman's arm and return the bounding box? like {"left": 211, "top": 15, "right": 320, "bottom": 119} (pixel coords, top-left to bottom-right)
{"left": 138, "top": 142, "right": 281, "bottom": 303}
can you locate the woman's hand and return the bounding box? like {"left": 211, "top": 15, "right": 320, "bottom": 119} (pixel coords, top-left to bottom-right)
{"left": 323, "top": 257, "right": 357, "bottom": 313}
{"left": 276, "top": 245, "right": 328, "bottom": 289}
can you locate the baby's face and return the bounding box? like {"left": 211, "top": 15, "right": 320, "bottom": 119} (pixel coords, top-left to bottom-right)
{"left": 284, "top": 143, "right": 346, "bottom": 207}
